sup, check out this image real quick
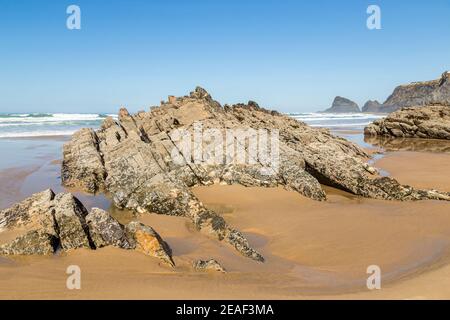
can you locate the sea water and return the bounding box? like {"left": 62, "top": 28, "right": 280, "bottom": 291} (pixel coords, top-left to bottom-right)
{"left": 0, "top": 113, "right": 117, "bottom": 138}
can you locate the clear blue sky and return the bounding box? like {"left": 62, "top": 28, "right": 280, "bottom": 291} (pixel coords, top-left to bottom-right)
{"left": 1, "top": 0, "right": 449, "bottom": 113}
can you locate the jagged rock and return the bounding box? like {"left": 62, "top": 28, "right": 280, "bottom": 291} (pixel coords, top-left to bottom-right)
{"left": 53, "top": 193, "right": 92, "bottom": 251}
{"left": 62, "top": 87, "right": 450, "bottom": 261}
{"left": 379, "top": 71, "right": 450, "bottom": 112}
{"left": 86, "top": 208, "right": 132, "bottom": 249}
{"left": 193, "top": 259, "right": 226, "bottom": 273}
{"left": 62, "top": 128, "right": 106, "bottom": 193}
{"left": 0, "top": 189, "right": 55, "bottom": 231}
{"left": 365, "top": 105, "right": 450, "bottom": 140}
{"left": 0, "top": 231, "right": 58, "bottom": 255}
{"left": 0, "top": 191, "right": 174, "bottom": 259}
{"left": 124, "top": 221, "right": 174, "bottom": 267}
{"left": 362, "top": 100, "right": 382, "bottom": 113}
{"left": 322, "top": 96, "right": 360, "bottom": 113}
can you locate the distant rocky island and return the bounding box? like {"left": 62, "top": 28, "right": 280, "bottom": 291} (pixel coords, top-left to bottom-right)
{"left": 362, "top": 100, "right": 382, "bottom": 113}
{"left": 321, "top": 71, "right": 450, "bottom": 114}
{"left": 322, "top": 96, "right": 360, "bottom": 113}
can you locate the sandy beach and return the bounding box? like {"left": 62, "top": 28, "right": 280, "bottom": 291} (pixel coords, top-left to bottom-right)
{"left": 1, "top": 132, "right": 450, "bottom": 299}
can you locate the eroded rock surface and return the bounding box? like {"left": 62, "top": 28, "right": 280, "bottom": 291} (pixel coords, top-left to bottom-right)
{"left": 125, "top": 221, "right": 174, "bottom": 267}
{"left": 365, "top": 105, "right": 450, "bottom": 140}
{"left": 0, "top": 191, "right": 174, "bottom": 265}
{"left": 86, "top": 208, "right": 132, "bottom": 249}
{"left": 62, "top": 87, "right": 450, "bottom": 261}
{"left": 379, "top": 71, "right": 450, "bottom": 112}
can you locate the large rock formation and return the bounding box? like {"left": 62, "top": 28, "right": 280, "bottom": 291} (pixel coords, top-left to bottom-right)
{"left": 0, "top": 190, "right": 174, "bottom": 266}
{"left": 364, "top": 105, "right": 450, "bottom": 140}
{"left": 322, "top": 96, "right": 360, "bottom": 113}
{"left": 62, "top": 87, "right": 450, "bottom": 262}
{"left": 362, "top": 100, "right": 382, "bottom": 113}
{"left": 379, "top": 71, "right": 450, "bottom": 113}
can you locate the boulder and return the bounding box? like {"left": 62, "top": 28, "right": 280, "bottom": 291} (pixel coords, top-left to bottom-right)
{"left": 0, "top": 191, "right": 174, "bottom": 260}
{"left": 53, "top": 193, "right": 92, "bottom": 251}
{"left": 322, "top": 96, "right": 360, "bottom": 113}
{"left": 362, "top": 100, "right": 382, "bottom": 113}
{"left": 364, "top": 105, "right": 450, "bottom": 140}
{"left": 0, "top": 230, "right": 58, "bottom": 256}
{"left": 86, "top": 208, "right": 132, "bottom": 249}
{"left": 124, "top": 221, "right": 174, "bottom": 267}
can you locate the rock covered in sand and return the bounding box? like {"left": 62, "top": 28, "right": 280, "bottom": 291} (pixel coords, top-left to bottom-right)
{"left": 124, "top": 221, "right": 174, "bottom": 267}
{"left": 193, "top": 259, "right": 226, "bottom": 273}
{"left": 86, "top": 208, "right": 133, "bottom": 249}
{"left": 0, "top": 191, "right": 174, "bottom": 265}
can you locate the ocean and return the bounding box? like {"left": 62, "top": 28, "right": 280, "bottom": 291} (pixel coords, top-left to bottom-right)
{"left": 0, "top": 113, "right": 118, "bottom": 138}
{"left": 0, "top": 112, "right": 385, "bottom": 138}
{"left": 289, "top": 112, "right": 385, "bottom": 130}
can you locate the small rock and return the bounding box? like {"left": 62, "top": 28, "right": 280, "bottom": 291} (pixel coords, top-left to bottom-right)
{"left": 193, "top": 259, "right": 226, "bottom": 273}
{"left": 125, "top": 221, "right": 174, "bottom": 267}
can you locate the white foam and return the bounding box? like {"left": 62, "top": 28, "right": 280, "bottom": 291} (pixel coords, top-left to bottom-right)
{"left": 0, "top": 130, "right": 77, "bottom": 138}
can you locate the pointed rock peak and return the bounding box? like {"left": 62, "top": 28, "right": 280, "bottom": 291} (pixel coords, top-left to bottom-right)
{"left": 118, "top": 107, "right": 130, "bottom": 120}
{"left": 247, "top": 100, "right": 260, "bottom": 109}
{"left": 190, "top": 86, "right": 211, "bottom": 100}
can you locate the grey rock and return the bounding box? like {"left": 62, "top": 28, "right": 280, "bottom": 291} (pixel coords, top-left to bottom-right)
{"left": 322, "top": 96, "right": 360, "bottom": 113}
{"left": 0, "top": 191, "right": 174, "bottom": 258}
{"left": 53, "top": 193, "right": 92, "bottom": 251}
{"left": 0, "top": 189, "right": 55, "bottom": 231}
{"left": 86, "top": 208, "right": 132, "bottom": 249}
{"left": 0, "top": 230, "right": 58, "bottom": 255}
{"left": 362, "top": 100, "right": 382, "bottom": 113}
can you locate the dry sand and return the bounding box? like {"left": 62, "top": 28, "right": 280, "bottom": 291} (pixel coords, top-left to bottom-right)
{"left": 0, "top": 148, "right": 450, "bottom": 299}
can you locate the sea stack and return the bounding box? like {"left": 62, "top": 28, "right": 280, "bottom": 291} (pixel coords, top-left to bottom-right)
{"left": 322, "top": 96, "right": 360, "bottom": 113}
{"left": 362, "top": 100, "right": 382, "bottom": 113}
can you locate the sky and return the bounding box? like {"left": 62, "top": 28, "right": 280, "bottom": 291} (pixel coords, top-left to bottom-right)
{"left": 0, "top": 0, "right": 449, "bottom": 114}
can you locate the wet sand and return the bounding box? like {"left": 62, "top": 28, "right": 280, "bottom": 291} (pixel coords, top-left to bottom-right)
{"left": 1, "top": 137, "right": 450, "bottom": 299}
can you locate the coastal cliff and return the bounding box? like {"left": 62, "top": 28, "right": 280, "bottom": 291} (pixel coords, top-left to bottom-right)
{"left": 379, "top": 72, "right": 450, "bottom": 113}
